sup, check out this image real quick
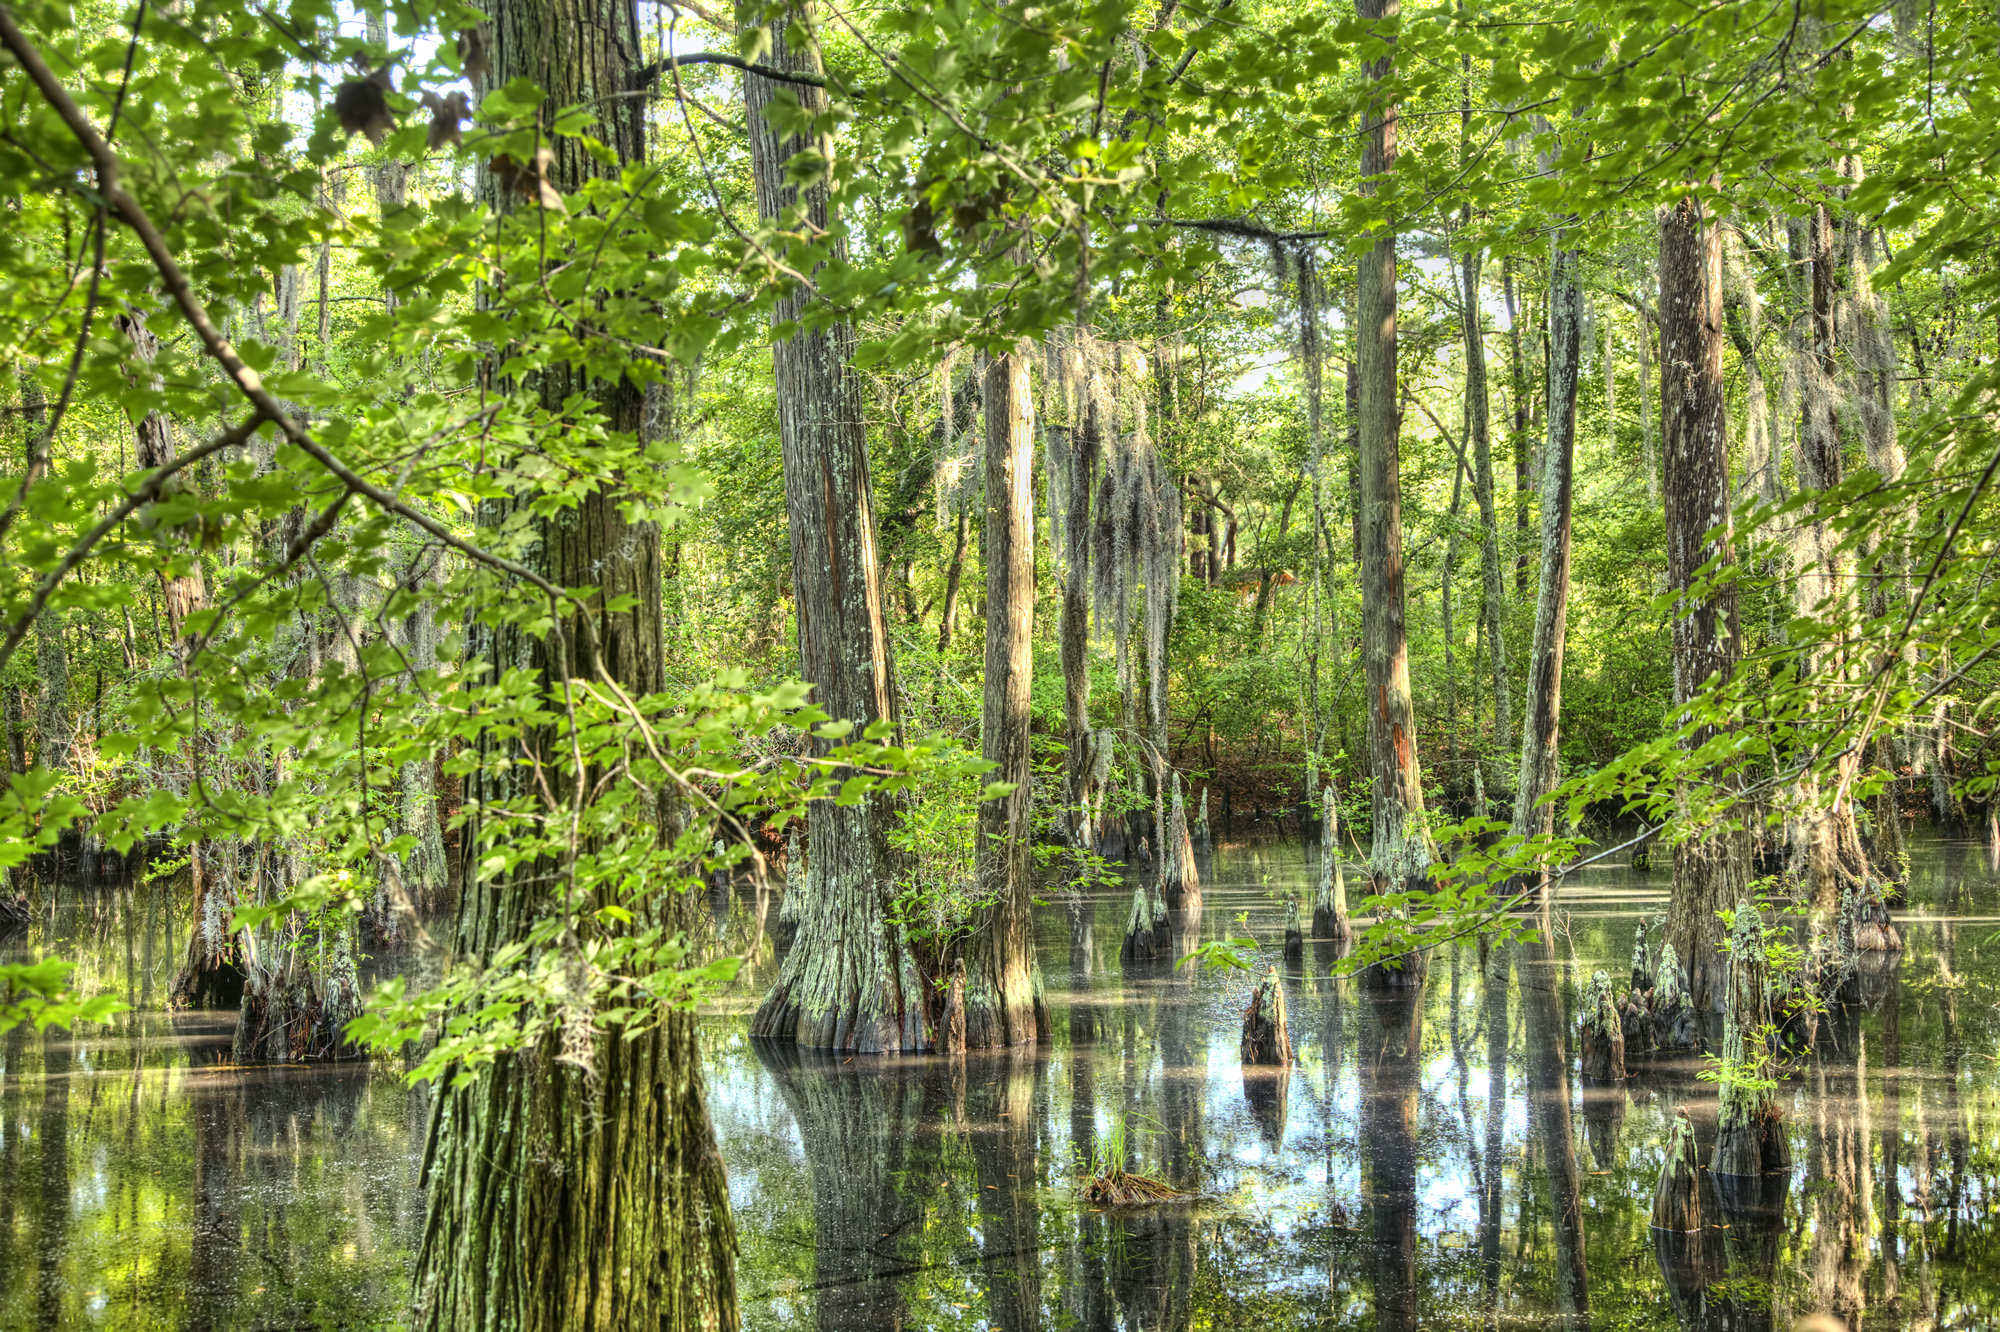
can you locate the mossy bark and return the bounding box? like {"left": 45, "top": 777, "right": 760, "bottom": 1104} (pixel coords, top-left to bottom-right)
{"left": 412, "top": 2, "right": 741, "bottom": 1326}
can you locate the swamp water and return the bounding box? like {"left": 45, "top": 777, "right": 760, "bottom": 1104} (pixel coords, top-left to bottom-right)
{"left": 2, "top": 833, "right": 1997, "bottom": 1329}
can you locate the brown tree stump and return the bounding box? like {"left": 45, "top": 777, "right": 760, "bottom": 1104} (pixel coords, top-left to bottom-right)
{"left": 1240, "top": 967, "right": 1293, "bottom": 1066}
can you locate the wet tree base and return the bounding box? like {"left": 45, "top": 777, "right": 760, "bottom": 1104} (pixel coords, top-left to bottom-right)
{"left": 1239, "top": 968, "right": 1293, "bottom": 1065}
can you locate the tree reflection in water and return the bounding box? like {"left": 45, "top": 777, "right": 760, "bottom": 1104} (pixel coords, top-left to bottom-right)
{"left": 8, "top": 836, "right": 2000, "bottom": 1329}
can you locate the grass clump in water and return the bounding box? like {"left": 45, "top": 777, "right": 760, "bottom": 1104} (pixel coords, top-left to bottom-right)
{"left": 1078, "top": 1114, "right": 1188, "bottom": 1207}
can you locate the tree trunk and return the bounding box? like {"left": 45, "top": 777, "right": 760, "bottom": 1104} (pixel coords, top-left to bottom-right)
{"left": 15, "top": 372, "right": 72, "bottom": 778}
{"left": 1507, "top": 197, "right": 1591, "bottom": 1328}
{"left": 1790, "top": 199, "right": 1876, "bottom": 947}
{"left": 745, "top": 2, "right": 924, "bottom": 1053}
{"left": 413, "top": 2, "right": 739, "bottom": 1326}
{"left": 1659, "top": 193, "right": 1750, "bottom": 1023}
{"left": 1462, "top": 242, "right": 1512, "bottom": 765}
{"left": 939, "top": 508, "right": 968, "bottom": 653}
{"left": 964, "top": 345, "right": 1045, "bottom": 1048}
{"left": 1354, "top": 0, "right": 1429, "bottom": 938}
{"left": 1312, "top": 782, "right": 1350, "bottom": 941}
{"left": 1511, "top": 227, "right": 1581, "bottom": 837}
{"left": 1501, "top": 256, "right": 1533, "bottom": 596}
{"left": 1060, "top": 375, "right": 1102, "bottom": 857}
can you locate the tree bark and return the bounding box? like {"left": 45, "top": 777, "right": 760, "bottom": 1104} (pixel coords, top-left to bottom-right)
{"left": 1509, "top": 209, "right": 1590, "bottom": 1329}
{"left": 1659, "top": 193, "right": 1750, "bottom": 1022}
{"left": 939, "top": 508, "right": 968, "bottom": 653}
{"left": 1501, "top": 256, "right": 1533, "bottom": 596}
{"left": 1790, "top": 199, "right": 1875, "bottom": 942}
{"left": 744, "top": 2, "right": 924, "bottom": 1053}
{"left": 1060, "top": 375, "right": 1102, "bottom": 855}
{"left": 964, "top": 345, "right": 1045, "bottom": 1048}
{"left": 413, "top": 2, "right": 739, "bottom": 1326}
{"left": 1461, "top": 242, "right": 1512, "bottom": 765}
{"left": 1511, "top": 229, "right": 1580, "bottom": 837}
{"left": 1354, "top": 0, "right": 1429, "bottom": 926}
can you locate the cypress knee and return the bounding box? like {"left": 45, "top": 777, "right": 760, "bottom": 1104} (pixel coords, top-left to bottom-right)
{"left": 1240, "top": 967, "right": 1293, "bottom": 1065}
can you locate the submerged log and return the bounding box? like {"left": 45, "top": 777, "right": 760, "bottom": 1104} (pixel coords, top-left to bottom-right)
{"left": 1239, "top": 967, "right": 1293, "bottom": 1066}
{"left": 1578, "top": 969, "right": 1626, "bottom": 1081}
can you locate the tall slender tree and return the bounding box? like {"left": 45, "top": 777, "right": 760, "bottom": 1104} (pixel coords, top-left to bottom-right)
{"left": 1354, "top": 0, "right": 1429, "bottom": 943}
{"left": 1511, "top": 196, "right": 1590, "bottom": 1328}
{"left": 1659, "top": 192, "right": 1750, "bottom": 1020}
{"left": 744, "top": 2, "right": 926, "bottom": 1052}
{"left": 963, "top": 343, "right": 1046, "bottom": 1046}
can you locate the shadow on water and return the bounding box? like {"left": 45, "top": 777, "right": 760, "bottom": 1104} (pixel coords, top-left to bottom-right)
{"left": 7, "top": 830, "right": 2000, "bottom": 1328}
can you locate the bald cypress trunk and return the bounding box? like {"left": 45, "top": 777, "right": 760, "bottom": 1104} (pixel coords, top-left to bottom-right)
{"left": 1501, "top": 257, "right": 1533, "bottom": 597}
{"left": 963, "top": 345, "right": 1045, "bottom": 1048}
{"left": 744, "top": 2, "right": 924, "bottom": 1053}
{"left": 1659, "top": 193, "right": 1749, "bottom": 1022}
{"left": 1791, "top": 199, "right": 1875, "bottom": 945}
{"left": 1355, "top": 0, "right": 1428, "bottom": 960}
{"left": 412, "top": 3, "right": 739, "bottom": 1326}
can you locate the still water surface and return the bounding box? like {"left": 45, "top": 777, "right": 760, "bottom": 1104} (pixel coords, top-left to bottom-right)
{"left": 2, "top": 834, "right": 1996, "bottom": 1329}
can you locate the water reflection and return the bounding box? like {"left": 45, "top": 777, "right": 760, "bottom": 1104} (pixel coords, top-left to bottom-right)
{"left": 0, "top": 1011, "right": 420, "bottom": 1329}
{"left": 4, "top": 834, "right": 2000, "bottom": 1329}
